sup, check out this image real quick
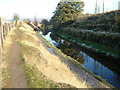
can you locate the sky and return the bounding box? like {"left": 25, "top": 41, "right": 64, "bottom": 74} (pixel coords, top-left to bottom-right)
{"left": 0, "top": 0, "right": 119, "bottom": 19}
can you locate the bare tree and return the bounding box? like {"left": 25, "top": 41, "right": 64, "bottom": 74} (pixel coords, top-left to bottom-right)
{"left": 13, "top": 13, "right": 20, "bottom": 27}
{"left": 34, "top": 16, "right": 38, "bottom": 26}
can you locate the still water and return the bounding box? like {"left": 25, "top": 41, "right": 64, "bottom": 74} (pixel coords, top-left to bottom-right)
{"left": 42, "top": 32, "right": 120, "bottom": 88}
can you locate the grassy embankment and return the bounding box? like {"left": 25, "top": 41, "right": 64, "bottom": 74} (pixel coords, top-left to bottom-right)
{"left": 48, "top": 10, "right": 120, "bottom": 75}
{"left": 35, "top": 10, "right": 120, "bottom": 88}
{"left": 51, "top": 10, "right": 120, "bottom": 60}
{"left": 36, "top": 31, "right": 114, "bottom": 88}
{"left": 2, "top": 23, "right": 75, "bottom": 88}
{"left": 53, "top": 31, "right": 119, "bottom": 59}
{"left": 50, "top": 10, "right": 120, "bottom": 59}
{"left": 17, "top": 23, "right": 77, "bottom": 88}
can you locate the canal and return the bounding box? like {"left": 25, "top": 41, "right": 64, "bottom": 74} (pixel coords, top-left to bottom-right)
{"left": 42, "top": 32, "right": 120, "bottom": 88}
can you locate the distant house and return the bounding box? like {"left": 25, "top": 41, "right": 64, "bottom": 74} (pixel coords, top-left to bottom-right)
{"left": 118, "top": 1, "right": 120, "bottom": 10}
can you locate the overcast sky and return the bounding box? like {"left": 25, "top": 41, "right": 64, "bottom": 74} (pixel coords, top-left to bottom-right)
{"left": 0, "top": 0, "right": 119, "bottom": 19}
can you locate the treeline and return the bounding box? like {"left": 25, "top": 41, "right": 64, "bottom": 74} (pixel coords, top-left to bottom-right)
{"left": 48, "top": 0, "right": 120, "bottom": 60}
{"left": 50, "top": 0, "right": 120, "bottom": 48}
{"left": 68, "top": 10, "right": 120, "bottom": 33}
{"left": 54, "top": 10, "right": 120, "bottom": 47}
{"left": 50, "top": 0, "right": 84, "bottom": 27}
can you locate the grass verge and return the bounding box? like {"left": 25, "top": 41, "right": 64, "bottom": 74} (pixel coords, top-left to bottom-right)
{"left": 18, "top": 37, "right": 75, "bottom": 88}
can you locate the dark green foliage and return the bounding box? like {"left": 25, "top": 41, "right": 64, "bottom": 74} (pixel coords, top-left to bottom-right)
{"left": 50, "top": 0, "right": 84, "bottom": 27}
{"left": 52, "top": 32, "right": 120, "bottom": 59}
{"left": 40, "top": 19, "right": 52, "bottom": 34}
{"left": 70, "top": 10, "right": 120, "bottom": 33}
{"left": 60, "top": 28, "right": 120, "bottom": 47}
{"left": 41, "top": 19, "right": 50, "bottom": 27}
{"left": 52, "top": 10, "right": 120, "bottom": 48}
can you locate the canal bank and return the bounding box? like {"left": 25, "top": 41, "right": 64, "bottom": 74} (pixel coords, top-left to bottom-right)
{"left": 40, "top": 31, "right": 120, "bottom": 88}
{"left": 50, "top": 32, "right": 120, "bottom": 73}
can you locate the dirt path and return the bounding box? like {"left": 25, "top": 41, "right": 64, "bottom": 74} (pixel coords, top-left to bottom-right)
{"left": 3, "top": 23, "right": 109, "bottom": 88}
{"left": 4, "top": 24, "right": 87, "bottom": 88}
{"left": 5, "top": 27, "right": 28, "bottom": 88}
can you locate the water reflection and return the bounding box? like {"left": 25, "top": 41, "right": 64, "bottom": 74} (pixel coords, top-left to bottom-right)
{"left": 81, "top": 52, "right": 120, "bottom": 88}
{"left": 42, "top": 32, "right": 120, "bottom": 88}
{"left": 57, "top": 41, "right": 85, "bottom": 64}
{"left": 42, "top": 32, "right": 58, "bottom": 46}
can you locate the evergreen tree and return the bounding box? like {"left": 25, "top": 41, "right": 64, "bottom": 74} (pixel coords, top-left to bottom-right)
{"left": 41, "top": 19, "right": 50, "bottom": 27}
{"left": 50, "top": 0, "right": 84, "bottom": 27}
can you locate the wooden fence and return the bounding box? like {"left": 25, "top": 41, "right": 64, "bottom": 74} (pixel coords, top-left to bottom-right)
{"left": 0, "top": 17, "right": 15, "bottom": 88}
{"left": 0, "top": 17, "right": 15, "bottom": 48}
{"left": 0, "top": 17, "right": 15, "bottom": 64}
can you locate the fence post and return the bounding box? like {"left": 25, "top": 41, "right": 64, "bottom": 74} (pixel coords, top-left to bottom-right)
{"left": 0, "top": 18, "right": 14, "bottom": 88}
{"left": 0, "top": 17, "right": 2, "bottom": 89}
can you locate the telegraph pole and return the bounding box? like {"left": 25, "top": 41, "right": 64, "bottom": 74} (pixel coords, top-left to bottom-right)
{"left": 95, "top": 0, "right": 98, "bottom": 14}
{"left": 118, "top": 1, "right": 120, "bottom": 10}
{"left": 103, "top": 0, "right": 104, "bottom": 13}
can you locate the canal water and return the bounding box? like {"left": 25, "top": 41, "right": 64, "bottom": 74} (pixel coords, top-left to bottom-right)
{"left": 42, "top": 32, "right": 120, "bottom": 88}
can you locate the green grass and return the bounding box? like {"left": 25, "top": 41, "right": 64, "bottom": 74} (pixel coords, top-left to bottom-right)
{"left": 36, "top": 31, "right": 53, "bottom": 48}
{"left": 54, "top": 32, "right": 119, "bottom": 59}
{"left": 2, "top": 25, "right": 75, "bottom": 88}
{"left": 18, "top": 40, "right": 74, "bottom": 88}
{"left": 54, "top": 49, "right": 114, "bottom": 88}
{"left": 55, "top": 49, "right": 115, "bottom": 88}
{"left": 18, "top": 42, "right": 58, "bottom": 88}
{"left": 23, "top": 62, "right": 75, "bottom": 88}
{"left": 23, "top": 63, "right": 60, "bottom": 88}
{"left": 36, "top": 31, "right": 115, "bottom": 88}
{"left": 65, "top": 56, "right": 114, "bottom": 88}
{"left": 2, "top": 66, "right": 9, "bottom": 87}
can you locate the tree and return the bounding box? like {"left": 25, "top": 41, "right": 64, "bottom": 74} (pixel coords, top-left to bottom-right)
{"left": 50, "top": 0, "right": 84, "bottom": 27}
{"left": 95, "top": 0, "right": 98, "bottom": 14}
{"left": 13, "top": 13, "right": 20, "bottom": 26}
{"left": 41, "top": 19, "right": 51, "bottom": 33}
{"left": 41, "top": 19, "right": 50, "bottom": 27}
{"left": 103, "top": 0, "right": 104, "bottom": 13}
{"left": 34, "top": 16, "right": 38, "bottom": 26}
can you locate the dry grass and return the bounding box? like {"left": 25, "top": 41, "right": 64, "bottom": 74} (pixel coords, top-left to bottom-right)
{"left": 2, "top": 23, "right": 88, "bottom": 88}
{"left": 2, "top": 27, "right": 17, "bottom": 87}
{"left": 17, "top": 23, "right": 88, "bottom": 88}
